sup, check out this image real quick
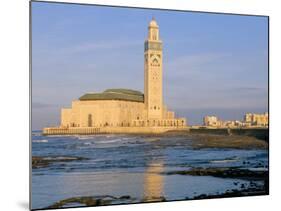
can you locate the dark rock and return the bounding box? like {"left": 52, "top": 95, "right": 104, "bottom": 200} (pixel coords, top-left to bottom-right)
{"left": 192, "top": 184, "right": 267, "bottom": 200}
{"left": 32, "top": 156, "right": 89, "bottom": 169}
{"left": 46, "top": 195, "right": 135, "bottom": 209}
{"left": 119, "top": 195, "right": 131, "bottom": 199}
{"left": 165, "top": 167, "right": 268, "bottom": 181}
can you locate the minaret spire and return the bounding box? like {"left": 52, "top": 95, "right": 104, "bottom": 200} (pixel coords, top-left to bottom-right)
{"left": 144, "top": 18, "right": 163, "bottom": 119}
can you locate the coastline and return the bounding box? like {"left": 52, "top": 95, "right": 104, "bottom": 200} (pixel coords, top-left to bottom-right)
{"left": 41, "top": 127, "right": 268, "bottom": 143}
{"left": 32, "top": 131, "right": 268, "bottom": 209}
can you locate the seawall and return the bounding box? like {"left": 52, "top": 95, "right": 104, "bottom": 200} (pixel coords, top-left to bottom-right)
{"left": 43, "top": 126, "right": 188, "bottom": 136}
{"left": 42, "top": 126, "right": 268, "bottom": 142}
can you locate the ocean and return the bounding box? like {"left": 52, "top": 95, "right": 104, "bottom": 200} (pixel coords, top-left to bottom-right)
{"left": 31, "top": 131, "right": 268, "bottom": 209}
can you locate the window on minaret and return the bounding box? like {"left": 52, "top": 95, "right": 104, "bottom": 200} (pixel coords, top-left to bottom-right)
{"left": 152, "top": 30, "right": 157, "bottom": 40}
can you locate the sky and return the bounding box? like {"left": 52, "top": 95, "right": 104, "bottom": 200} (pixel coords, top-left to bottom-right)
{"left": 31, "top": 1, "right": 268, "bottom": 130}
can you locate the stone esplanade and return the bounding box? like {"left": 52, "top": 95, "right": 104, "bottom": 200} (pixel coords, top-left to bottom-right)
{"left": 43, "top": 18, "right": 187, "bottom": 135}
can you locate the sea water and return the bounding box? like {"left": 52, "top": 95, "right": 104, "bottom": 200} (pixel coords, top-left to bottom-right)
{"left": 31, "top": 132, "right": 268, "bottom": 209}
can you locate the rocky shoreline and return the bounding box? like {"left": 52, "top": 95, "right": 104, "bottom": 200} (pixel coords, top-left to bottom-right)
{"left": 46, "top": 195, "right": 135, "bottom": 209}
{"left": 44, "top": 194, "right": 168, "bottom": 209}
{"left": 32, "top": 156, "right": 89, "bottom": 169}
{"left": 188, "top": 134, "right": 268, "bottom": 149}
{"left": 165, "top": 167, "right": 268, "bottom": 180}
{"left": 44, "top": 183, "right": 267, "bottom": 209}
{"left": 187, "top": 185, "right": 267, "bottom": 200}
{"left": 166, "top": 166, "right": 269, "bottom": 198}
{"left": 33, "top": 133, "right": 268, "bottom": 209}
{"left": 157, "top": 132, "right": 268, "bottom": 149}
{"left": 41, "top": 166, "right": 268, "bottom": 209}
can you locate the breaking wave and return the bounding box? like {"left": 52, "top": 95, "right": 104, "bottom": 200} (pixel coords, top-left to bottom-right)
{"left": 42, "top": 156, "right": 84, "bottom": 161}
{"left": 98, "top": 139, "right": 123, "bottom": 144}
{"left": 209, "top": 159, "right": 238, "bottom": 163}
{"left": 33, "top": 139, "right": 48, "bottom": 143}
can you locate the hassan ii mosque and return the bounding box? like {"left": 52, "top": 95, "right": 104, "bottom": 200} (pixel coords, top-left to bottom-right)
{"left": 43, "top": 18, "right": 187, "bottom": 135}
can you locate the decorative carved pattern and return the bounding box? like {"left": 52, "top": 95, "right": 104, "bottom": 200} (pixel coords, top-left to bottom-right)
{"left": 144, "top": 41, "right": 162, "bottom": 51}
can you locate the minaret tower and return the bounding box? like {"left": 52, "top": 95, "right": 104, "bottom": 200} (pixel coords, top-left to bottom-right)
{"left": 144, "top": 18, "right": 163, "bottom": 119}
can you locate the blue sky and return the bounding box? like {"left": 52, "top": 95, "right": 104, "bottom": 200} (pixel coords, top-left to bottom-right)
{"left": 31, "top": 2, "right": 268, "bottom": 130}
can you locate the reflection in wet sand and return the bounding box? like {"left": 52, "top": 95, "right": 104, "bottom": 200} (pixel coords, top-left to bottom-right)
{"left": 143, "top": 162, "right": 165, "bottom": 202}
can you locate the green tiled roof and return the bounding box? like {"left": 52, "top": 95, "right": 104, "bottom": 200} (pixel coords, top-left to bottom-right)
{"left": 104, "top": 89, "right": 143, "bottom": 96}
{"left": 79, "top": 88, "right": 144, "bottom": 102}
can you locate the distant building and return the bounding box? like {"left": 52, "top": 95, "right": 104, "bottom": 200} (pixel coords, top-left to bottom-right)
{"left": 203, "top": 112, "right": 268, "bottom": 128}
{"left": 223, "top": 120, "right": 243, "bottom": 128}
{"left": 244, "top": 112, "right": 268, "bottom": 127}
{"left": 203, "top": 116, "right": 221, "bottom": 127}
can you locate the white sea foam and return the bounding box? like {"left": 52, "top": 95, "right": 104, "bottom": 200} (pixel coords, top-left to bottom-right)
{"left": 245, "top": 167, "right": 268, "bottom": 171}
{"left": 76, "top": 135, "right": 95, "bottom": 140}
{"left": 43, "top": 156, "right": 80, "bottom": 161}
{"left": 32, "top": 139, "right": 48, "bottom": 143}
{"left": 105, "top": 135, "right": 115, "bottom": 138}
{"left": 98, "top": 139, "right": 122, "bottom": 144}
{"left": 32, "top": 132, "right": 42, "bottom": 136}
{"left": 146, "top": 138, "right": 161, "bottom": 142}
{"left": 210, "top": 159, "right": 238, "bottom": 163}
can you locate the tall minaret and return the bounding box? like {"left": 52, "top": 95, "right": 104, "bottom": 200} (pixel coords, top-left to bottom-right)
{"left": 144, "top": 18, "right": 163, "bottom": 119}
